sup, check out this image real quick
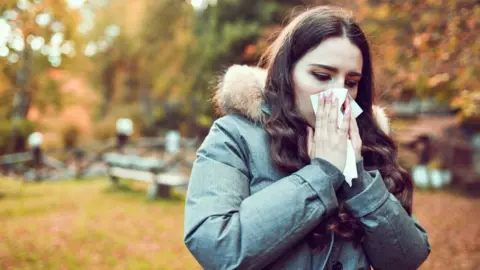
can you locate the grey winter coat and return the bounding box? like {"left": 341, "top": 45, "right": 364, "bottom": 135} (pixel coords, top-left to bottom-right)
{"left": 184, "top": 65, "right": 431, "bottom": 270}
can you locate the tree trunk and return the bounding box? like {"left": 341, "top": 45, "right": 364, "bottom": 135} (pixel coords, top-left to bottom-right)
{"left": 9, "top": 47, "right": 32, "bottom": 153}
{"left": 99, "top": 64, "right": 116, "bottom": 119}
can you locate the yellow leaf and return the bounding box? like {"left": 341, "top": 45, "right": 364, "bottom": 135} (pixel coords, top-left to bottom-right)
{"left": 373, "top": 4, "right": 390, "bottom": 20}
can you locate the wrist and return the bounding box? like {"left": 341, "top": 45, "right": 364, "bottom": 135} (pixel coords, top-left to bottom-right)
{"left": 310, "top": 158, "right": 345, "bottom": 190}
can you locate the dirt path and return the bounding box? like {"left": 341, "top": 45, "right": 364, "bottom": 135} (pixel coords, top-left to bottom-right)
{"left": 414, "top": 190, "right": 480, "bottom": 270}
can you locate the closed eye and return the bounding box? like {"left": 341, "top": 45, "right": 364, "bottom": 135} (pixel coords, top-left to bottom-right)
{"left": 312, "top": 72, "right": 331, "bottom": 81}
{"left": 345, "top": 80, "right": 358, "bottom": 88}
{"left": 312, "top": 71, "right": 359, "bottom": 88}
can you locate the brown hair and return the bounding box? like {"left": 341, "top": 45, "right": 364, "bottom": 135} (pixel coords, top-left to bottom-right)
{"left": 260, "top": 6, "right": 414, "bottom": 249}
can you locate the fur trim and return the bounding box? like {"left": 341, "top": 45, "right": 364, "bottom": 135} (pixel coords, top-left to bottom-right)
{"left": 372, "top": 105, "right": 390, "bottom": 135}
{"left": 213, "top": 65, "right": 391, "bottom": 135}
{"left": 213, "top": 65, "right": 267, "bottom": 123}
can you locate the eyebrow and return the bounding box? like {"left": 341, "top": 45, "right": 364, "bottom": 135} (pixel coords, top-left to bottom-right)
{"left": 310, "top": 64, "right": 362, "bottom": 77}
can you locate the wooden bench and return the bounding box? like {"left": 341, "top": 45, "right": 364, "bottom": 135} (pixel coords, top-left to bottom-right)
{"left": 103, "top": 153, "right": 189, "bottom": 199}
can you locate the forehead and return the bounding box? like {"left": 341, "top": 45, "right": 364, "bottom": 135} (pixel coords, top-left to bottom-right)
{"left": 299, "top": 36, "right": 363, "bottom": 72}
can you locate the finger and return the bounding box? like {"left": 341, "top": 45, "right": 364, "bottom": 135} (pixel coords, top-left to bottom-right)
{"left": 322, "top": 92, "right": 333, "bottom": 138}
{"left": 340, "top": 98, "right": 351, "bottom": 136}
{"left": 315, "top": 94, "right": 326, "bottom": 140}
{"left": 330, "top": 95, "right": 339, "bottom": 135}
{"left": 324, "top": 91, "right": 332, "bottom": 119}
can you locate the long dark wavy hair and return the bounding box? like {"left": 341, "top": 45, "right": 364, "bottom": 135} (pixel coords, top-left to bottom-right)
{"left": 259, "top": 6, "right": 414, "bottom": 249}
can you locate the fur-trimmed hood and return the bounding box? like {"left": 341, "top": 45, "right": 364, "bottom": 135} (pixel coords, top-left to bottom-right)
{"left": 213, "top": 65, "right": 390, "bottom": 134}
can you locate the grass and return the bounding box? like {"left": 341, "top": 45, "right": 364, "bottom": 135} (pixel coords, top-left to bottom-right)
{"left": 0, "top": 177, "right": 200, "bottom": 270}
{"left": 1, "top": 178, "right": 480, "bottom": 269}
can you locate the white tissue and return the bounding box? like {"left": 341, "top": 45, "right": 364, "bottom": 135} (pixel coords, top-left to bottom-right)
{"left": 310, "top": 88, "right": 363, "bottom": 186}
{"left": 344, "top": 140, "right": 357, "bottom": 186}
{"left": 310, "top": 88, "right": 363, "bottom": 120}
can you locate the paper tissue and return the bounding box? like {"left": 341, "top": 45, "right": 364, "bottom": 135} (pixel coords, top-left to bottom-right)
{"left": 310, "top": 88, "right": 363, "bottom": 186}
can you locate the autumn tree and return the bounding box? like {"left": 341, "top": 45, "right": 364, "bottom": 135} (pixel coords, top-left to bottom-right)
{"left": 0, "top": 0, "right": 81, "bottom": 153}
{"left": 359, "top": 1, "right": 478, "bottom": 115}
{"left": 86, "top": 0, "right": 480, "bottom": 139}
{"left": 145, "top": 0, "right": 305, "bottom": 133}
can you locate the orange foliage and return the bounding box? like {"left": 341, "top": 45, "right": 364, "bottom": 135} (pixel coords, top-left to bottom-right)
{"left": 27, "top": 71, "right": 101, "bottom": 148}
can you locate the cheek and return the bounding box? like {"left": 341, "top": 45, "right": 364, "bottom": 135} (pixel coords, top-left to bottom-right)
{"left": 349, "top": 89, "right": 358, "bottom": 99}
{"left": 292, "top": 70, "right": 326, "bottom": 95}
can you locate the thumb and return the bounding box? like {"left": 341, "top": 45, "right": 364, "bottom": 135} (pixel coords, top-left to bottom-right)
{"left": 347, "top": 110, "right": 363, "bottom": 160}
{"left": 348, "top": 109, "right": 360, "bottom": 140}
{"left": 348, "top": 109, "right": 354, "bottom": 139}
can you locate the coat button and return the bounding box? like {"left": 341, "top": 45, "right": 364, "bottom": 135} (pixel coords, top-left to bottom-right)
{"left": 332, "top": 261, "right": 343, "bottom": 270}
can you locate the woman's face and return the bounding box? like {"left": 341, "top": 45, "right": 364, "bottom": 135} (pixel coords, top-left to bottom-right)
{"left": 292, "top": 36, "right": 363, "bottom": 126}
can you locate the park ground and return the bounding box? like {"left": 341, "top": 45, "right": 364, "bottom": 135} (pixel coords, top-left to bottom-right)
{"left": 1, "top": 178, "right": 479, "bottom": 270}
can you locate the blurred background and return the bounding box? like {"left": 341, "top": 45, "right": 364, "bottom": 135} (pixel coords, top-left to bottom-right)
{"left": 0, "top": 0, "right": 479, "bottom": 269}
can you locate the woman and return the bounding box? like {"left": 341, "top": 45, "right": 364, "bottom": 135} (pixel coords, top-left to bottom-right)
{"left": 184, "top": 6, "right": 430, "bottom": 270}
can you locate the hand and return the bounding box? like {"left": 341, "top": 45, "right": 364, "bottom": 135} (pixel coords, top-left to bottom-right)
{"left": 348, "top": 107, "right": 363, "bottom": 162}
{"left": 307, "top": 92, "right": 351, "bottom": 172}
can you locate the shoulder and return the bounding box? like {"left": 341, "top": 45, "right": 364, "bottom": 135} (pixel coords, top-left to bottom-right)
{"left": 211, "top": 113, "right": 265, "bottom": 141}
{"left": 199, "top": 114, "right": 266, "bottom": 162}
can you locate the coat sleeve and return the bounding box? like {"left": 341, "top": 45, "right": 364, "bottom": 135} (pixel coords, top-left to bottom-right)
{"left": 183, "top": 116, "right": 344, "bottom": 270}
{"left": 342, "top": 161, "right": 431, "bottom": 270}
